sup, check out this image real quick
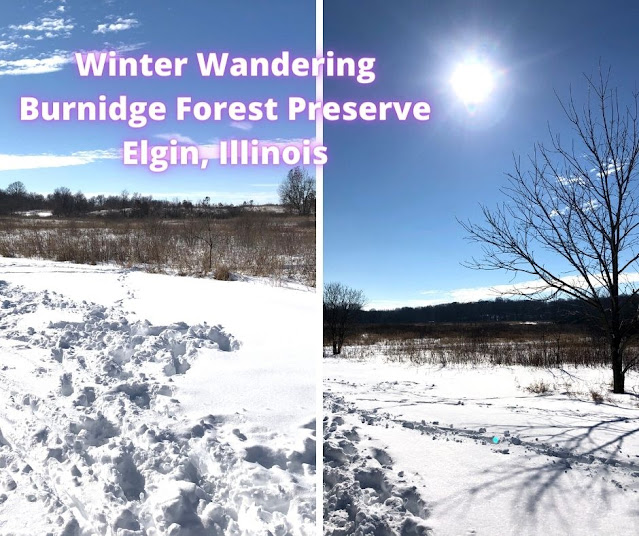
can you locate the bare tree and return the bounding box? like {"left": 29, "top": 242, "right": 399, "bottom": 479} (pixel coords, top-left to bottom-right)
{"left": 461, "top": 68, "right": 639, "bottom": 393}
{"left": 189, "top": 214, "right": 217, "bottom": 273}
{"left": 278, "top": 167, "right": 316, "bottom": 216}
{"left": 6, "top": 181, "right": 26, "bottom": 197}
{"left": 51, "top": 187, "right": 74, "bottom": 216}
{"left": 324, "top": 282, "right": 366, "bottom": 355}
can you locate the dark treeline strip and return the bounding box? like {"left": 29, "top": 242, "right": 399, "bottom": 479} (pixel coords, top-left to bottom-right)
{"left": 360, "top": 296, "right": 639, "bottom": 325}
{"left": 0, "top": 181, "right": 263, "bottom": 218}
{"left": 348, "top": 321, "right": 592, "bottom": 341}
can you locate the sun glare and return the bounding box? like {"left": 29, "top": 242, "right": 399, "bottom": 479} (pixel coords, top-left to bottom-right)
{"left": 450, "top": 60, "right": 495, "bottom": 105}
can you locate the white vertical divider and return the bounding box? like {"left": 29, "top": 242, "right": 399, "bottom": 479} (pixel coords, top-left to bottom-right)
{"left": 315, "top": 0, "right": 324, "bottom": 533}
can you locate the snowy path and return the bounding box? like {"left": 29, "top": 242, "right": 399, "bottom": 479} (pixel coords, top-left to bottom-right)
{"left": 324, "top": 358, "right": 639, "bottom": 536}
{"left": 0, "top": 258, "right": 316, "bottom": 536}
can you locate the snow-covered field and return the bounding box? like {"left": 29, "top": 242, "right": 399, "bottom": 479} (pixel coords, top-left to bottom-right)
{"left": 0, "top": 258, "right": 316, "bottom": 535}
{"left": 324, "top": 355, "right": 639, "bottom": 536}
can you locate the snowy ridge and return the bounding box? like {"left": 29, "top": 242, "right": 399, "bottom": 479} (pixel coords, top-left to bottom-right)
{"left": 0, "top": 268, "right": 316, "bottom": 536}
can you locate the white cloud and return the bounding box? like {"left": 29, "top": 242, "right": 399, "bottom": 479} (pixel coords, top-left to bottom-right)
{"left": 549, "top": 206, "right": 568, "bottom": 218}
{"left": 581, "top": 198, "right": 600, "bottom": 212}
{"left": 557, "top": 175, "right": 585, "bottom": 186}
{"left": 99, "top": 42, "right": 146, "bottom": 54}
{"left": 0, "top": 149, "right": 120, "bottom": 171}
{"left": 10, "top": 17, "right": 74, "bottom": 38}
{"left": 151, "top": 134, "right": 220, "bottom": 159}
{"left": 155, "top": 133, "right": 197, "bottom": 145}
{"left": 0, "top": 41, "right": 19, "bottom": 51}
{"left": 0, "top": 52, "right": 72, "bottom": 75}
{"left": 0, "top": 42, "right": 143, "bottom": 76}
{"left": 366, "top": 298, "right": 446, "bottom": 310}
{"left": 367, "top": 273, "right": 639, "bottom": 310}
{"left": 230, "top": 121, "right": 253, "bottom": 131}
{"left": 595, "top": 162, "right": 626, "bottom": 178}
{"left": 433, "top": 274, "right": 639, "bottom": 304}
{"left": 93, "top": 17, "right": 140, "bottom": 34}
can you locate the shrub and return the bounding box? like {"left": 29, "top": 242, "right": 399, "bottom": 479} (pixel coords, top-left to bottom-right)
{"left": 213, "top": 265, "right": 231, "bottom": 281}
{"left": 525, "top": 380, "right": 550, "bottom": 394}
{"left": 590, "top": 389, "right": 605, "bottom": 404}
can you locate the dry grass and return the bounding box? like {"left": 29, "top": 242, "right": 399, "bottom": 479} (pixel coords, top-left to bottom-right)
{"left": 0, "top": 213, "right": 315, "bottom": 286}
{"left": 213, "top": 265, "right": 232, "bottom": 281}
{"left": 327, "top": 323, "right": 635, "bottom": 368}
{"left": 526, "top": 380, "right": 551, "bottom": 394}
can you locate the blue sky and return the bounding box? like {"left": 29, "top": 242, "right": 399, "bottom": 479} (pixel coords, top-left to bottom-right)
{"left": 323, "top": 0, "right": 639, "bottom": 309}
{"left": 0, "top": 0, "right": 315, "bottom": 204}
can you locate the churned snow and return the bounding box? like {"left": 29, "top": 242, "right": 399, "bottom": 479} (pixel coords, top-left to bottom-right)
{"left": 324, "top": 356, "right": 639, "bottom": 536}
{"left": 0, "top": 258, "right": 316, "bottom": 535}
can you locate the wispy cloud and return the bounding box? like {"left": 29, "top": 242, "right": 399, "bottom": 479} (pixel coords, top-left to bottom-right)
{"left": 368, "top": 273, "right": 639, "bottom": 310}
{"left": 0, "top": 42, "right": 144, "bottom": 76}
{"left": 154, "top": 134, "right": 220, "bottom": 159}
{"left": 93, "top": 17, "right": 140, "bottom": 34}
{"left": 0, "top": 52, "right": 72, "bottom": 75}
{"left": 230, "top": 121, "right": 253, "bottom": 131}
{"left": 594, "top": 161, "right": 625, "bottom": 178}
{"left": 0, "top": 41, "right": 19, "bottom": 52}
{"left": 557, "top": 175, "right": 585, "bottom": 186}
{"left": 0, "top": 149, "right": 120, "bottom": 171}
{"left": 155, "top": 133, "right": 198, "bottom": 145}
{"left": 366, "top": 298, "right": 448, "bottom": 310}
{"left": 10, "top": 17, "right": 74, "bottom": 39}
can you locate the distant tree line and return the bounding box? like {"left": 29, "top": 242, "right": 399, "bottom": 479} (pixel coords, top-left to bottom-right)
{"left": 0, "top": 181, "right": 261, "bottom": 218}
{"left": 359, "top": 296, "right": 639, "bottom": 326}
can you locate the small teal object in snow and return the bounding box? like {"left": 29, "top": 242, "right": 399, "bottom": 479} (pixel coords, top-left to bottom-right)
{"left": 492, "top": 436, "right": 500, "bottom": 444}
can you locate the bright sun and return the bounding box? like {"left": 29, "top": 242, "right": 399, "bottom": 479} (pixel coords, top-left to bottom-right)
{"left": 450, "top": 60, "right": 495, "bottom": 105}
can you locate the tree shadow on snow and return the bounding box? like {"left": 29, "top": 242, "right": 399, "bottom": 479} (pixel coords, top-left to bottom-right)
{"left": 439, "top": 414, "right": 639, "bottom": 532}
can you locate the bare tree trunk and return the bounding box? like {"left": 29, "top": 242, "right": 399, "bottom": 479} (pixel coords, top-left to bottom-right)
{"left": 611, "top": 339, "right": 625, "bottom": 393}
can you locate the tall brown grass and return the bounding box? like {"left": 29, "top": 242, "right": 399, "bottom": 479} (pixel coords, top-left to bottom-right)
{"left": 327, "top": 323, "right": 627, "bottom": 367}
{"left": 0, "top": 213, "right": 316, "bottom": 286}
